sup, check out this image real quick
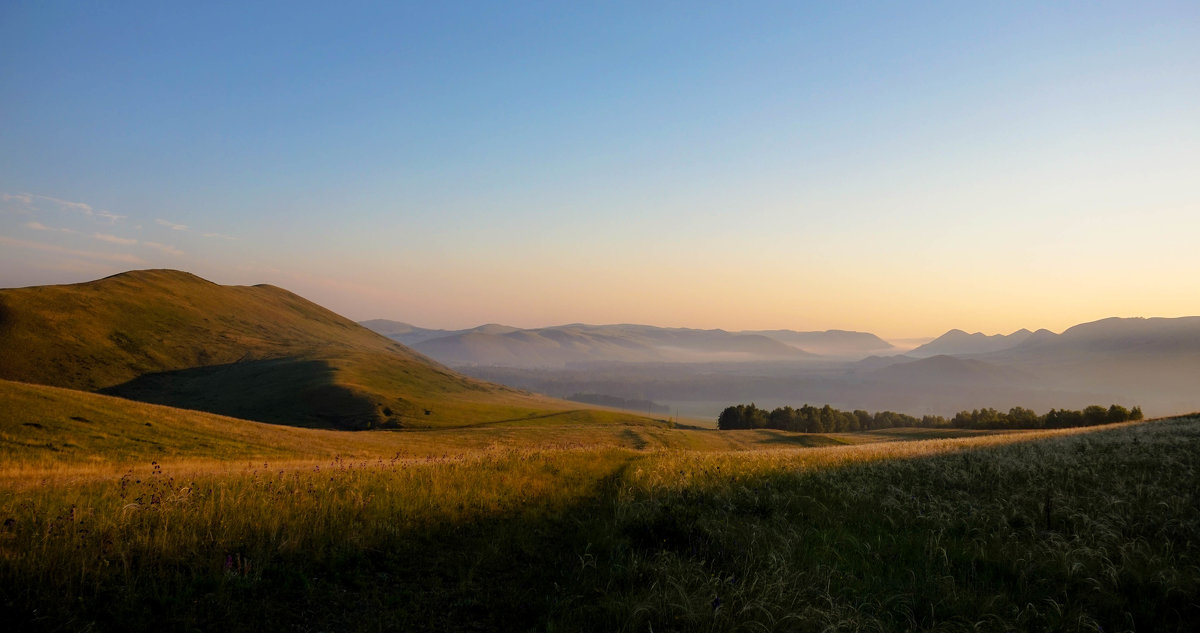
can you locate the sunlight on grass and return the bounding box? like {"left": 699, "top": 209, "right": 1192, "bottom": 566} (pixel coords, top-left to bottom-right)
{"left": 3, "top": 416, "right": 1196, "bottom": 631}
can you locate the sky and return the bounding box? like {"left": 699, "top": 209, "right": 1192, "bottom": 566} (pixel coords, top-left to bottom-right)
{"left": 1, "top": 1, "right": 1198, "bottom": 339}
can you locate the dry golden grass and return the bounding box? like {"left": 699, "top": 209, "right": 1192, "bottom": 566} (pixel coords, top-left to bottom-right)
{"left": 2, "top": 413, "right": 1195, "bottom": 632}
{"left": 0, "top": 379, "right": 856, "bottom": 487}
{"left": 3, "top": 376, "right": 1093, "bottom": 481}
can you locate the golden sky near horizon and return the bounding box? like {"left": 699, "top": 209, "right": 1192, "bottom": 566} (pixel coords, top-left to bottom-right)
{"left": 1, "top": 4, "right": 1197, "bottom": 338}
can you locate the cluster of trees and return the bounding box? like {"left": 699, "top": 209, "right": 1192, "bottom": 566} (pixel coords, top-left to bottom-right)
{"left": 716, "top": 404, "right": 934, "bottom": 432}
{"left": 950, "top": 404, "right": 1142, "bottom": 429}
{"left": 717, "top": 403, "right": 1143, "bottom": 432}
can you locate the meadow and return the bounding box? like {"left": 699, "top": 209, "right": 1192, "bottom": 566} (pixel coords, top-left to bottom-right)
{"left": 3, "top": 403, "right": 1197, "bottom": 632}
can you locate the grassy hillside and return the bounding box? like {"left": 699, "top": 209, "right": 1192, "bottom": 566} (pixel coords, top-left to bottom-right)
{"left": 0, "top": 379, "right": 852, "bottom": 474}
{"left": 1, "top": 414, "right": 1194, "bottom": 632}
{"left": 0, "top": 270, "right": 612, "bottom": 429}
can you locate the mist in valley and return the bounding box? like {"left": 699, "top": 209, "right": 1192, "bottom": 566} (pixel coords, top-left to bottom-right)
{"left": 365, "top": 317, "right": 1200, "bottom": 422}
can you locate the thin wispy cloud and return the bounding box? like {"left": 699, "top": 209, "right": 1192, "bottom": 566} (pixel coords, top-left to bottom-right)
{"left": 34, "top": 194, "right": 94, "bottom": 214}
{"left": 0, "top": 235, "right": 147, "bottom": 265}
{"left": 8, "top": 192, "right": 199, "bottom": 262}
{"left": 2, "top": 192, "right": 125, "bottom": 222}
{"left": 142, "top": 241, "right": 184, "bottom": 256}
{"left": 93, "top": 233, "right": 138, "bottom": 245}
{"left": 1, "top": 193, "right": 34, "bottom": 216}
{"left": 2, "top": 192, "right": 34, "bottom": 205}
{"left": 25, "top": 221, "right": 78, "bottom": 234}
{"left": 95, "top": 210, "right": 126, "bottom": 222}
{"left": 155, "top": 218, "right": 188, "bottom": 231}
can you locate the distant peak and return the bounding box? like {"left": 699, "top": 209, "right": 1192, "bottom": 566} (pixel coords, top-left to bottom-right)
{"left": 99, "top": 269, "right": 213, "bottom": 286}
{"left": 103, "top": 268, "right": 195, "bottom": 280}
{"left": 473, "top": 323, "right": 519, "bottom": 335}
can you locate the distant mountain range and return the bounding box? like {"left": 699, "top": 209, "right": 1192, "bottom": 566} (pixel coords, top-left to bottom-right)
{"left": 357, "top": 320, "right": 459, "bottom": 346}
{"left": 12, "top": 271, "right": 1184, "bottom": 429}
{"left": 18, "top": 270, "right": 1192, "bottom": 429}
{"left": 738, "top": 329, "right": 896, "bottom": 357}
{"left": 907, "top": 328, "right": 1039, "bottom": 357}
{"left": 361, "top": 320, "right": 895, "bottom": 367}
{"left": 373, "top": 316, "right": 1200, "bottom": 419}
{"left": 856, "top": 317, "right": 1200, "bottom": 416}
{"left": 907, "top": 317, "right": 1200, "bottom": 360}
{"left": 1006, "top": 316, "right": 1200, "bottom": 357}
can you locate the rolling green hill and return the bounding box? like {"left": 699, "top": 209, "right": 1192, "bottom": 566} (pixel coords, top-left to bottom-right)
{"left": 0, "top": 270, "right": 598, "bottom": 429}
{"left": 0, "top": 378, "right": 845, "bottom": 470}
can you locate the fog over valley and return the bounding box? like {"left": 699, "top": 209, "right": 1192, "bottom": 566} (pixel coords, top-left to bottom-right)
{"left": 364, "top": 317, "right": 1200, "bottom": 421}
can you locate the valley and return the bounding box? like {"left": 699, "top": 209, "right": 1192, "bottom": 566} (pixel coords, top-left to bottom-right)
{"left": 368, "top": 317, "right": 1200, "bottom": 419}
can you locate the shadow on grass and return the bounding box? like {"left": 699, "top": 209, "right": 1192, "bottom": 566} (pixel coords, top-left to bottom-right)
{"left": 7, "top": 420, "right": 1199, "bottom": 632}
{"left": 755, "top": 433, "right": 847, "bottom": 447}
{"left": 102, "top": 358, "right": 404, "bottom": 430}
{"left": 2, "top": 455, "right": 642, "bottom": 633}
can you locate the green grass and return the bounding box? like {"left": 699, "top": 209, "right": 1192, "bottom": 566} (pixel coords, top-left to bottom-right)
{"left": 2, "top": 412, "right": 1196, "bottom": 632}
{"left": 0, "top": 380, "right": 661, "bottom": 469}
{"left": 582, "top": 418, "right": 1200, "bottom": 632}
{"left": 0, "top": 380, "right": 845, "bottom": 477}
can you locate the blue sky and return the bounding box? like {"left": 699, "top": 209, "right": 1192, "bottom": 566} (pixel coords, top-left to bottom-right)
{"left": 2, "top": 2, "right": 1198, "bottom": 337}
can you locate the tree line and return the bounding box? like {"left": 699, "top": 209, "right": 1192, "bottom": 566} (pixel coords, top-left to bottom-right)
{"left": 717, "top": 403, "right": 1143, "bottom": 432}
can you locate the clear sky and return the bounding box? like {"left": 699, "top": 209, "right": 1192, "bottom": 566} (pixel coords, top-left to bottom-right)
{"left": 1, "top": 1, "right": 1197, "bottom": 339}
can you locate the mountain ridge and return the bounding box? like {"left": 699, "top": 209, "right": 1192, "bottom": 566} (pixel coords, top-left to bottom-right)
{"left": 361, "top": 321, "right": 896, "bottom": 366}
{"left": 409, "top": 324, "right": 815, "bottom": 367}
{"left": 908, "top": 328, "right": 1036, "bottom": 358}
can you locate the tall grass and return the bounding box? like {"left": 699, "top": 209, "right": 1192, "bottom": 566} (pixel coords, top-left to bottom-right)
{"left": 2, "top": 418, "right": 1197, "bottom": 631}
{"left": 574, "top": 417, "right": 1200, "bottom": 632}
{"left": 1, "top": 448, "right": 637, "bottom": 631}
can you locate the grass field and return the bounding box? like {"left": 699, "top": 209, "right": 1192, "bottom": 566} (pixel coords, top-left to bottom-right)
{"left": 2, "top": 386, "right": 1196, "bottom": 632}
